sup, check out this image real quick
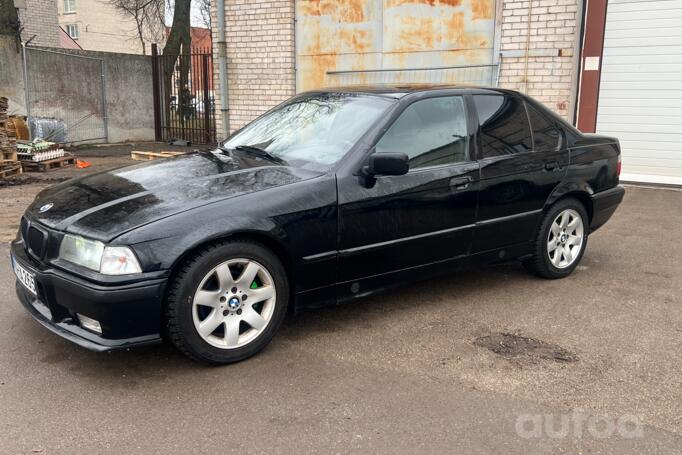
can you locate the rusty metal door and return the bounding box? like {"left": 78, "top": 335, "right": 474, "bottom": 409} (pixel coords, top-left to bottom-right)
{"left": 151, "top": 45, "right": 216, "bottom": 145}
{"left": 295, "top": 0, "right": 499, "bottom": 91}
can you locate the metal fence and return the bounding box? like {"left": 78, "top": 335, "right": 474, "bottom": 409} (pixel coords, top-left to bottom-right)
{"left": 23, "top": 47, "right": 108, "bottom": 144}
{"left": 152, "top": 45, "right": 216, "bottom": 145}
{"left": 326, "top": 63, "right": 501, "bottom": 88}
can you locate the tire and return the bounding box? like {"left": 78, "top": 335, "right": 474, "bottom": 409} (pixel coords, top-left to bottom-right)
{"left": 523, "top": 198, "right": 589, "bottom": 279}
{"left": 165, "top": 239, "right": 289, "bottom": 365}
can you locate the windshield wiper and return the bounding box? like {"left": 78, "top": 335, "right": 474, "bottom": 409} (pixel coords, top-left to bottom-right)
{"left": 234, "top": 145, "right": 287, "bottom": 165}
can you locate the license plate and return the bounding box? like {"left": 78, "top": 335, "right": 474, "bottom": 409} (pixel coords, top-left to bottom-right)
{"left": 13, "top": 257, "right": 37, "bottom": 296}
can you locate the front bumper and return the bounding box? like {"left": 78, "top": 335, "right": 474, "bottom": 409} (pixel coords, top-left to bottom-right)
{"left": 11, "top": 240, "right": 165, "bottom": 351}
{"left": 590, "top": 184, "right": 625, "bottom": 232}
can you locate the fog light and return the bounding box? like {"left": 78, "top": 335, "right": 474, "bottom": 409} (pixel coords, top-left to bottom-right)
{"left": 77, "top": 314, "right": 102, "bottom": 334}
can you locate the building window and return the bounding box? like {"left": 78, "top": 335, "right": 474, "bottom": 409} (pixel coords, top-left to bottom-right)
{"left": 66, "top": 24, "right": 79, "bottom": 39}
{"left": 63, "top": 0, "right": 76, "bottom": 12}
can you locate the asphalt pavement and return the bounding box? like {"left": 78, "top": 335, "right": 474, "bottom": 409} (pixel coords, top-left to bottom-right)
{"left": 0, "top": 185, "right": 681, "bottom": 454}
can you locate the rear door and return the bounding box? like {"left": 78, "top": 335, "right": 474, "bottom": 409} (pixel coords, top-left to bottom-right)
{"left": 337, "top": 95, "right": 479, "bottom": 287}
{"left": 472, "top": 93, "right": 568, "bottom": 253}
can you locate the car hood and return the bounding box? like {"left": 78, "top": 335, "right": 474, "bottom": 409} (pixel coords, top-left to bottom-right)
{"left": 26, "top": 150, "right": 323, "bottom": 241}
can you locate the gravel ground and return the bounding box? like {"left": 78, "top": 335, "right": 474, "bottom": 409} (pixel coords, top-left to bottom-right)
{"left": 0, "top": 147, "right": 680, "bottom": 453}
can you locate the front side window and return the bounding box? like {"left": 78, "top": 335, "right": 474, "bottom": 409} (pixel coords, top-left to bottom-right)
{"left": 474, "top": 95, "right": 532, "bottom": 158}
{"left": 66, "top": 24, "right": 79, "bottom": 39}
{"left": 64, "top": 0, "right": 76, "bottom": 13}
{"left": 526, "top": 103, "right": 562, "bottom": 152}
{"left": 223, "top": 93, "right": 394, "bottom": 171}
{"left": 375, "top": 96, "right": 469, "bottom": 169}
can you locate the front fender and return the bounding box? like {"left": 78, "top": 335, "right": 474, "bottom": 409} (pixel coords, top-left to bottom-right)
{"left": 113, "top": 175, "right": 339, "bottom": 293}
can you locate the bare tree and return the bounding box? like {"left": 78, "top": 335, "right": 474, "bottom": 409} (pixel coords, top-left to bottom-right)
{"left": 165, "top": 0, "right": 191, "bottom": 56}
{"left": 109, "top": 0, "right": 165, "bottom": 54}
{"left": 163, "top": 0, "right": 192, "bottom": 127}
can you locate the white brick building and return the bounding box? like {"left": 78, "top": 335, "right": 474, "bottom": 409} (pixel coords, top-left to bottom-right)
{"left": 17, "top": 0, "right": 60, "bottom": 47}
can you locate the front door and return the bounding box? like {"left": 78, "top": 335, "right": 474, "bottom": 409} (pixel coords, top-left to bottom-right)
{"left": 337, "top": 95, "right": 479, "bottom": 293}
{"left": 472, "top": 94, "right": 569, "bottom": 252}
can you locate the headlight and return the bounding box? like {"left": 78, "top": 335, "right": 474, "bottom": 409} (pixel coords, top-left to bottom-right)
{"left": 59, "top": 234, "right": 142, "bottom": 275}
{"left": 59, "top": 234, "right": 104, "bottom": 271}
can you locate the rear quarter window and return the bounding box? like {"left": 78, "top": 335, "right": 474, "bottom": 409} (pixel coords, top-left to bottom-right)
{"left": 526, "top": 102, "right": 563, "bottom": 152}
{"left": 473, "top": 94, "right": 532, "bottom": 158}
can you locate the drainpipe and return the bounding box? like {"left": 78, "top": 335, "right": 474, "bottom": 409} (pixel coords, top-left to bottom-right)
{"left": 569, "top": 0, "right": 587, "bottom": 126}
{"left": 216, "top": 0, "right": 229, "bottom": 140}
{"left": 21, "top": 36, "right": 36, "bottom": 140}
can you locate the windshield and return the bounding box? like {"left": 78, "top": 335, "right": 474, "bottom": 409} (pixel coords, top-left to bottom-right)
{"left": 223, "top": 93, "right": 395, "bottom": 170}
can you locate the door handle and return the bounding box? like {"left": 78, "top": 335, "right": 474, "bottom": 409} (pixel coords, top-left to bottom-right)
{"left": 545, "top": 161, "right": 561, "bottom": 171}
{"left": 450, "top": 176, "right": 473, "bottom": 189}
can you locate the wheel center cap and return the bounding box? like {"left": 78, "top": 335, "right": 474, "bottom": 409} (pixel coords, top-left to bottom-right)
{"left": 227, "top": 296, "right": 241, "bottom": 311}
{"left": 560, "top": 234, "right": 567, "bottom": 243}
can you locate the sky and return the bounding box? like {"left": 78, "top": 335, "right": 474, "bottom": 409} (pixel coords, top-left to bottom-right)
{"left": 165, "top": 0, "right": 210, "bottom": 29}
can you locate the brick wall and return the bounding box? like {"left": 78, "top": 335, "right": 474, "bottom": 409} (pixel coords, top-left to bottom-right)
{"left": 211, "top": 0, "right": 296, "bottom": 137}
{"left": 19, "top": 0, "right": 60, "bottom": 48}
{"left": 497, "top": 0, "right": 580, "bottom": 119}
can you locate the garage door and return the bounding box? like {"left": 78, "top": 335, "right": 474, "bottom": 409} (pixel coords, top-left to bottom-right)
{"left": 596, "top": 0, "right": 682, "bottom": 185}
{"left": 295, "top": 0, "right": 496, "bottom": 92}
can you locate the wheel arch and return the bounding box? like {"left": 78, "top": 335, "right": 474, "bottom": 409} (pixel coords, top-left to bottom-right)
{"left": 545, "top": 183, "right": 594, "bottom": 225}
{"left": 163, "top": 231, "right": 296, "bottom": 311}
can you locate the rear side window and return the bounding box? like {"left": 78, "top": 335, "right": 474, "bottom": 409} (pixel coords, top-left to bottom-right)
{"left": 526, "top": 103, "right": 563, "bottom": 152}
{"left": 375, "top": 96, "right": 469, "bottom": 169}
{"left": 473, "top": 95, "right": 532, "bottom": 157}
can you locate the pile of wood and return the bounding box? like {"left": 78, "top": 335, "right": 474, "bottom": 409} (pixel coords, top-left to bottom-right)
{"left": 0, "top": 97, "right": 21, "bottom": 179}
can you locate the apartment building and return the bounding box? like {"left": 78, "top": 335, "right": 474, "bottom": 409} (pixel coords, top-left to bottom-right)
{"left": 57, "top": 0, "right": 163, "bottom": 54}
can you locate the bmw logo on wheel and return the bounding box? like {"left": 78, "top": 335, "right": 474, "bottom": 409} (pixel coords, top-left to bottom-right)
{"left": 228, "top": 297, "right": 241, "bottom": 310}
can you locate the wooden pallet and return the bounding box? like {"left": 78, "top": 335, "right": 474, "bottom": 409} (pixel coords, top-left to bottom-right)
{"left": 131, "top": 150, "right": 186, "bottom": 161}
{"left": 21, "top": 153, "right": 75, "bottom": 172}
{"left": 1, "top": 150, "right": 17, "bottom": 161}
{"left": 0, "top": 161, "right": 22, "bottom": 179}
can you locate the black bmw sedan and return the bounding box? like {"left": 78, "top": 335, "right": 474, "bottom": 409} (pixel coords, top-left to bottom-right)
{"left": 11, "top": 86, "right": 624, "bottom": 364}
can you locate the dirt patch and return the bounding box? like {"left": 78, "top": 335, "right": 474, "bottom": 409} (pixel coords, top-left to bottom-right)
{"left": 474, "top": 333, "right": 578, "bottom": 363}
{"left": 0, "top": 176, "right": 71, "bottom": 188}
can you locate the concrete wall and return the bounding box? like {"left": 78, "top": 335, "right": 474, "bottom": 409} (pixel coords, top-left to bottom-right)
{"left": 0, "top": 36, "right": 26, "bottom": 116}
{"left": 17, "top": 0, "right": 60, "bottom": 47}
{"left": 28, "top": 47, "right": 155, "bottom": 143}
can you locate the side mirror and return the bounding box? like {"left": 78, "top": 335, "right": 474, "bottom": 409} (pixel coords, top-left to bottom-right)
{"left": 366, "top": 152, "right": 409, "bottom": 176}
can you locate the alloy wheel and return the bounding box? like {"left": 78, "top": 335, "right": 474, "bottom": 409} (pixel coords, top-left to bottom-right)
{"left": 547, "top": 208, "right": 584, "bottom": 269}
{"left": 192, "top": 258, "right": 276, "bottom": 349}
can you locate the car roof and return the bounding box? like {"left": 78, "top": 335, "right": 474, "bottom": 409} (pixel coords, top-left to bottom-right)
{"left": 303, "top": 84, "right": 516, "bottom": 99}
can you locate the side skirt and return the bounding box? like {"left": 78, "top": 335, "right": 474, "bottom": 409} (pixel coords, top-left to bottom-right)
{"left": 292, "top": 241, "right": 534, "bottom": 312}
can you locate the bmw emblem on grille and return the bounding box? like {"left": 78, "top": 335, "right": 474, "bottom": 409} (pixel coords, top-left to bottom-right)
{"left": 39, "top": 203, "right": 54, "bottom": 213}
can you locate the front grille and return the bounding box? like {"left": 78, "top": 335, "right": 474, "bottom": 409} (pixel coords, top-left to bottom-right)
{"left": 24, "top": 220, "right": 48, "bottom": 260}
{"left": 20, "top": 216, "right": 29, "bottom": 242}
